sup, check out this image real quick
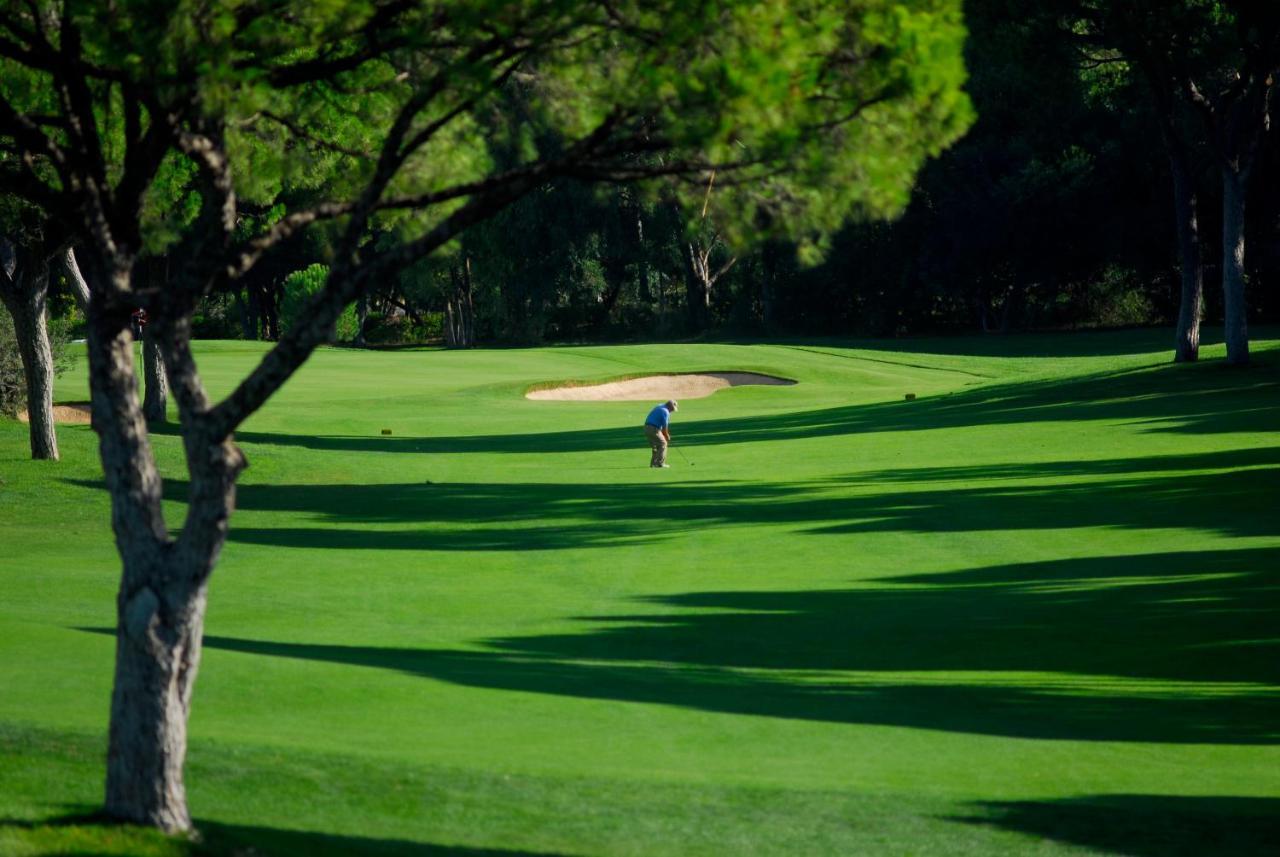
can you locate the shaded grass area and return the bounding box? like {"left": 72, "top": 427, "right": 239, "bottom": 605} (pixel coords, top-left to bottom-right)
{"left": 4, "top": 724, "right": 1278, "bottom": 857}
{"left": 3, "top": 331, "right": 1279, "bottom": 855}
{"left": 953, "top": 795, "right": 1280, "bottom": 857}
{"left": 175, "top": 540, "right": 1275, "bottom": 745}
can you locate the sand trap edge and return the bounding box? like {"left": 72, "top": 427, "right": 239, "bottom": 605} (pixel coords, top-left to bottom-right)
{"left": 526, "top": 372, "right": 796, "bottom": 402}
{"left": 17, "top": 402, "right": 93, "bottom": 424}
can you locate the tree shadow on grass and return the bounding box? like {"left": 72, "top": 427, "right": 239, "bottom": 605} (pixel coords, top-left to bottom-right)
{"left": 0, "top": 813, "right": 564, "bottom": 856}
{"left": 790, "top": 326, "right": 1280, "bottom": 359}
{"left": 214, "top": 453, "right": 1278, "bottom": 551}
{"left": 953, "top": 795, "right": 1280, "bottom": 857}
{"left": 189, "top": 546, "right": 1279, "bottom": 744}
{"left": 68, "top": 442, "right": 1280, "bottom": 550}
{"left": 152, "top": 349, "right": 1280, "bottom": 457}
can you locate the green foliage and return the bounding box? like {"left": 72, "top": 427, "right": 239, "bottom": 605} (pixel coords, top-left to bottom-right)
{"left": 0, "top": 310, "right": 21, "bottom": 418}
{"left": 279, "top": 264, "right": 358, "bottom": 342}
{"left": 191, "top": 293, "right": 246, "bottom": 340}
{"left": 361, "top": 311, "right": 440, "bottom": 345}
{"left": 5, "top": 0, "right": 973, "bottom": 255}
{"left": 1083, "top": 267, "right": 1158, "bottom": 328}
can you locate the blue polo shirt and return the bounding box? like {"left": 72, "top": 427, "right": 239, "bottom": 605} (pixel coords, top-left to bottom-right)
{"left": 645, "top": 404, "right": 670, "bottom": 429}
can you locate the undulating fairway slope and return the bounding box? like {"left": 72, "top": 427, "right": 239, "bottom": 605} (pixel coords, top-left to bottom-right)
{"left": 2, "top": 329, "right": 1278, "bottom": 856}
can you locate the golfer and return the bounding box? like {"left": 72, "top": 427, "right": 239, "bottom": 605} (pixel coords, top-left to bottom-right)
{"left": 643, "top": 399, "right": 678, "bottom": 468}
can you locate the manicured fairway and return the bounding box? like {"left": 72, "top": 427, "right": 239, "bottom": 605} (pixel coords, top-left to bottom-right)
{"left": 1, "top": 329, "right": 1278, "bottom": 855}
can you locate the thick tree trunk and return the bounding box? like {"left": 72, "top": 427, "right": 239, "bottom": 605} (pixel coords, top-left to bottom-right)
{"left": 90, "top": 306, "right": 244, "bottom": 833}
{"left": 1168, "top": 147, "right": 1203, "bottom": 362}
{"left": 1, "top": 258, "right": 59, "bottom": 460}
{"left": 87, "top": 312, "right": 184, "bottom": 829}
{"left": 1221, "top": 168, "right": 1250, "bottom": 365}
{"left": 104, "top": 572, "right": 206, "bottom": 833}
{"left": 142, "top": 330, "right": 168, "bottom": 424}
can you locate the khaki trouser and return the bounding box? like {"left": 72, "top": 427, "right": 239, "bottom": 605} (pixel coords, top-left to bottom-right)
{"left": 644, "top": 424, "right": 668, "bottom": 467}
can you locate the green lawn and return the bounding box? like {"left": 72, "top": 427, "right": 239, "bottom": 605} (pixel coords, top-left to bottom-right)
{"left": 1, "top": 328, "right": 1277, "bottom": 855}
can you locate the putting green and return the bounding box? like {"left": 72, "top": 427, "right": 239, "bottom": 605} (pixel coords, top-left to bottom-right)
{"left": 1, "top": 329, "right": 1277, "bottom": 855}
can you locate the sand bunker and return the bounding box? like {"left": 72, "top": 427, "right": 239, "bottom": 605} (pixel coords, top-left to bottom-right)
{"left": 18, "top": 402, "right": 92, "bottom": 424}
{"left": 527, "top": 372, "right": 795, "bottom": 401}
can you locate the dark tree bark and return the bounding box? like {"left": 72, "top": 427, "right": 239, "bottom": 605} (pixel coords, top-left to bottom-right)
{"left": 1178, "top": 31, "right": 1279, "bottom": 366}
{"left": 445, "top": 259, "right": 475, "bottom": 347}
{"left": 1133, "top": 49, "right": 1204, "bottom": 363}
{"left": 234, "top": 287, "right": 254, "bottom": 340}
{"left": 462, "top": 257, "right": 475, "bottom": 346}
{"left": 63, "top": 248, "right": 92, "bottom": 312}
{"left": 1, "top": 247, "right": 59, "bottom": 460}
{"left": 1165, "top": 133, "right": 1204, "bottom": 362}
{"left": 1221, "top": 167, "right": 1249, "bottom": 363}
{"left": 142, "top": 329, "right": 168, "bottom": 424}
{"left": 355, "top": 294, "right": 368, "bottom": 346}
{"left": 89, "top": 306, "right": 244, "bottom": 832}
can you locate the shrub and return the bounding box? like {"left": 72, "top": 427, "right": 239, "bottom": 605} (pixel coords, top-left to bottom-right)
{"left": 1085, "top": 267, "right": 1157, "bottom": 329}
{"left": 362, "top": 311, "right": 442, "bottom": 345}
{"left": 279, "top": 264, "right": 358, "bottom": 343}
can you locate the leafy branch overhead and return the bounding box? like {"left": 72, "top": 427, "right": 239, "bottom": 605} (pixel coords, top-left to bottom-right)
{"left": 0, "top": 4, "right": 971, "bottom": 830}
{"left": 1, "top": 1, "right": 971, "bottom": 387}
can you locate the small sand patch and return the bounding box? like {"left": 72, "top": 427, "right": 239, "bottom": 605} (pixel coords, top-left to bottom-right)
{"left": 527, "top": 372, "right": 795, "bottom": 401}
{"left": 18, "top": 402, "right": 92, "bottom": 424}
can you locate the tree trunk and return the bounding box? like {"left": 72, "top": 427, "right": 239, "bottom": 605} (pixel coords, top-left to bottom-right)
{"left": 355, "top": 295, "right": 368, "bottom": 346}
{"left": 86, "top": 311, "right": 185, "bottom": 829}
{"left": 1221, "top": 168, "right": 1249, "bottom": 365}
{"left": 142, "top": 330, "right": 168, "bottom": 424}
{"left": 235, "top": 288, "right": 254, "bottom": 340}
{"left": 1168, "top": 144, "right": 1203, "bottom": 362}
{"left": 461, "top": 257, "right": 475, "bottom": 347}
{"left": 636, "top": 211, "right": 651, "bottom": 303}
{"left": 1, "top": 257, "right": 59, "bottom": 460}
{"left": 63, "top": 247, "right": 92, "bottom": 312}
{"left": 444, "top": 300, "right": 458, "bottom": 347}
{"left": 90, "top": 306, "right": 243, "bottom": 833}
{"left": 104, "top": 570, "right": 206, "bottom": 833}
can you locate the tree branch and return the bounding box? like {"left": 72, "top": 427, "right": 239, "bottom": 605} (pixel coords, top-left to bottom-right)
{"left": 62, "top": 246, "right": 91, "bottom": 311}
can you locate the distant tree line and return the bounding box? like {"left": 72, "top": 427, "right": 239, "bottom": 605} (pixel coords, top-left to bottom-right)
{"left": 108, "top": 0, "right": 1277, "bottom": 357}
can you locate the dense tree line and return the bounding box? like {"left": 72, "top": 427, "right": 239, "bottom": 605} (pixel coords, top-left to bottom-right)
{"left": 81, "top": 0, "right": 1268, "bottom": 357}
{"left": 11, "top": 1, "right": 1274, "bottom": 373}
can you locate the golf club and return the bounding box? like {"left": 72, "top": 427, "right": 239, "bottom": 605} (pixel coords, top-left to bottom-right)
{"left": 672, "top": 440, "right": 694, "bottom": 466}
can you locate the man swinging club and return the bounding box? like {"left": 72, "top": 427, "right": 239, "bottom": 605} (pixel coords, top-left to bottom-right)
{"left": 643, "top": 399, "right": 678, "bottom": 468}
